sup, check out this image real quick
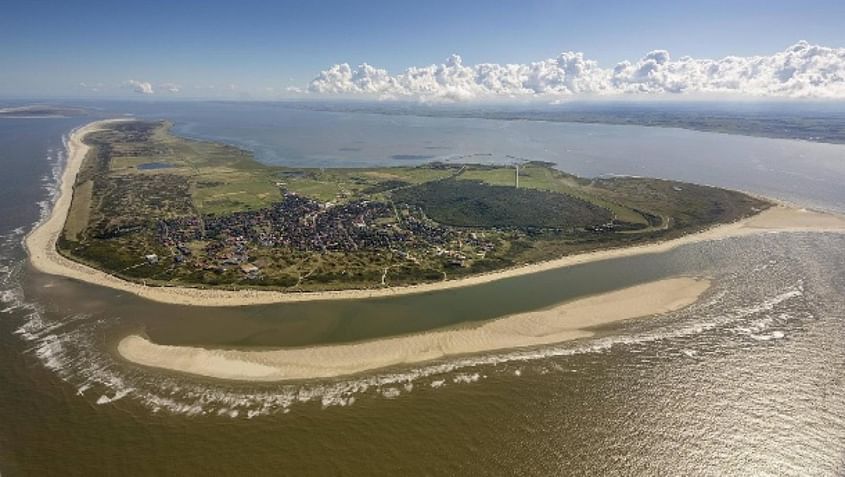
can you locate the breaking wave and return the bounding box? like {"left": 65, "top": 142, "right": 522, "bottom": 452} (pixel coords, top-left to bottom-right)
{"left": 5, "top": 261, "right": 815, "bottom": 419}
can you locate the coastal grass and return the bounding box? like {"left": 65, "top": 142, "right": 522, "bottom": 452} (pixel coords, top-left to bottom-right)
{"left": 277, "top": 166, "right": 455, "bottom": 202}
{"left": 63, "top": 179, "right": 93, "bottom": 241}
{"left": 391, "top": 178, "right": 612, "bottom": 228}
{"left": 458, "top": 163, "right": 648, "bottom": 225}
{"left": 191, "top": 172, "right": 281, "bottom": 215}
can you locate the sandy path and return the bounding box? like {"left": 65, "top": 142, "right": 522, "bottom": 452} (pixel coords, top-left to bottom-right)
{"left": 118, "top": 276, "right": 710, "bottom": 381}
{"left": 26, "top": 119, "right": 845, "bottom": 307}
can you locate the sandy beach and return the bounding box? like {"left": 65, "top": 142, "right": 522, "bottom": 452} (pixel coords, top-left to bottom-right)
{"left": 26, "top": 119, "right": 845, "bottom": 307}
{"left": 118, "top": 276, "right": 710, "bottom": 381}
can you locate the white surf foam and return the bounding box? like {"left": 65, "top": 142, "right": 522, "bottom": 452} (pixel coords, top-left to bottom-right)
{"left": 12, "top": 279, "right": 805, "bottom": 420}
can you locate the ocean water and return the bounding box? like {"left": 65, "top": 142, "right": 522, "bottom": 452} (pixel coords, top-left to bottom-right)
{"left": 1, "top": 103, "right": 844, "bottom": 475}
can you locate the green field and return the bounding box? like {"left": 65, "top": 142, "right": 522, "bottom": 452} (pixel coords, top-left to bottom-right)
{"left": 58, "top": 120, "right": 770, "bottom": 292}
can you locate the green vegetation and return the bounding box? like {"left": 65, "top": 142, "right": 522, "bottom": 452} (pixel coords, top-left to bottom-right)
{"left": 393, "top": 179, "right": 611, "bottom": 228}
{"left": 58, "top": 120, "right": 770, "bottom": 292}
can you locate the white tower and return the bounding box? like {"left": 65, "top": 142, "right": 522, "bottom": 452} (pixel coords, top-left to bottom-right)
{"left": 515, "top": 164, "right": 519, "bottom": 189}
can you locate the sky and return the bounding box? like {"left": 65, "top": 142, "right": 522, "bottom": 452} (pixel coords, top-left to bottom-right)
{"left": 2, "top": 0, "right": 845, "bottom": 101}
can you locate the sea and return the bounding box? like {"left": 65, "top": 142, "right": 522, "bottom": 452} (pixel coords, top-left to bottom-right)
{"left": 0, "top": 101, "right": 844, "bottom": 475}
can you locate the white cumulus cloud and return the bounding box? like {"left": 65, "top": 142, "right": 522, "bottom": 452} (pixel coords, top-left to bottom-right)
{"left": 125, "top": 79, "right": 154, "bottom": 95}
{"left": 307, "top": 41, "right": 845, "bottom": 101}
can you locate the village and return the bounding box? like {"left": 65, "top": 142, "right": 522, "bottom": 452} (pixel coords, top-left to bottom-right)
{"left": 154, "top": 192, "right": 497, "bottom": 279}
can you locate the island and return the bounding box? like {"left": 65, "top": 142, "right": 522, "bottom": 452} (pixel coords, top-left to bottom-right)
{"left": 0, "top": 104, "right": 87, "bottom": 118}
{"left": 25, "top": 118, "right": 845, "bottom": 378}
{"left": 55, "top": 119, "right": 769, "bottom": 293}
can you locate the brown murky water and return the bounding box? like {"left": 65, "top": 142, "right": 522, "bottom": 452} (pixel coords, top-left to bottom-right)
{"left": 1, "top": 108, "right": 845, "bottom": 475}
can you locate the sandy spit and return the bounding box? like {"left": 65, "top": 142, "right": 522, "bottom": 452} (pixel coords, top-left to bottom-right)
{"left": 26, "top": 119, "right": 845, "bottom": 307}
{"left": 118, "top": 276, "right": 710, "bottom": 381}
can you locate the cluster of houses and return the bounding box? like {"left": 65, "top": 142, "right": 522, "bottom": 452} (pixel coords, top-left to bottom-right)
{"left": 153, "top": 192, "right": 494, "bottom": 277}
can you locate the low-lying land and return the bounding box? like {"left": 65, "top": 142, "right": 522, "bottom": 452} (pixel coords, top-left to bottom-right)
{"left": 56, "top": 120, "right": 770, "bottom": 292}
{"left": 301, "top": 102, "right": 845, "bottom": 145}
{"left": 0, "top": 104, "right": 87, "bottom": 118}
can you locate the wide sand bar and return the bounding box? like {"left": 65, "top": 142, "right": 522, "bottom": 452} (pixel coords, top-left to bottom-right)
{"left": 118, "top": 276, "right": 710, "bottom": 381}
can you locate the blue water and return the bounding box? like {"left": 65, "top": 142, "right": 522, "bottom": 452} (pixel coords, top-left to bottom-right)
{"left": 0, "top": 117, "right": 89, "bottom": 235}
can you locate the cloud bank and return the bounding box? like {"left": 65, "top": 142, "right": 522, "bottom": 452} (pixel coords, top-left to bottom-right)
{"left": 126, "top": 79, "right": 154, "bottom": 95}
{"left": 308, "top": 41, "right": 845, "bottom": 101}
{"left": 122, "top": 80, "right": 185, "bottom": 95}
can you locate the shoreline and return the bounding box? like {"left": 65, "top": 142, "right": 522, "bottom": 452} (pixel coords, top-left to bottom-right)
{"left": 118, "top": 276, "right": 711, "bottom": 381}
{"left": 26, "top": 119, "right": 845, "bottom": 307}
